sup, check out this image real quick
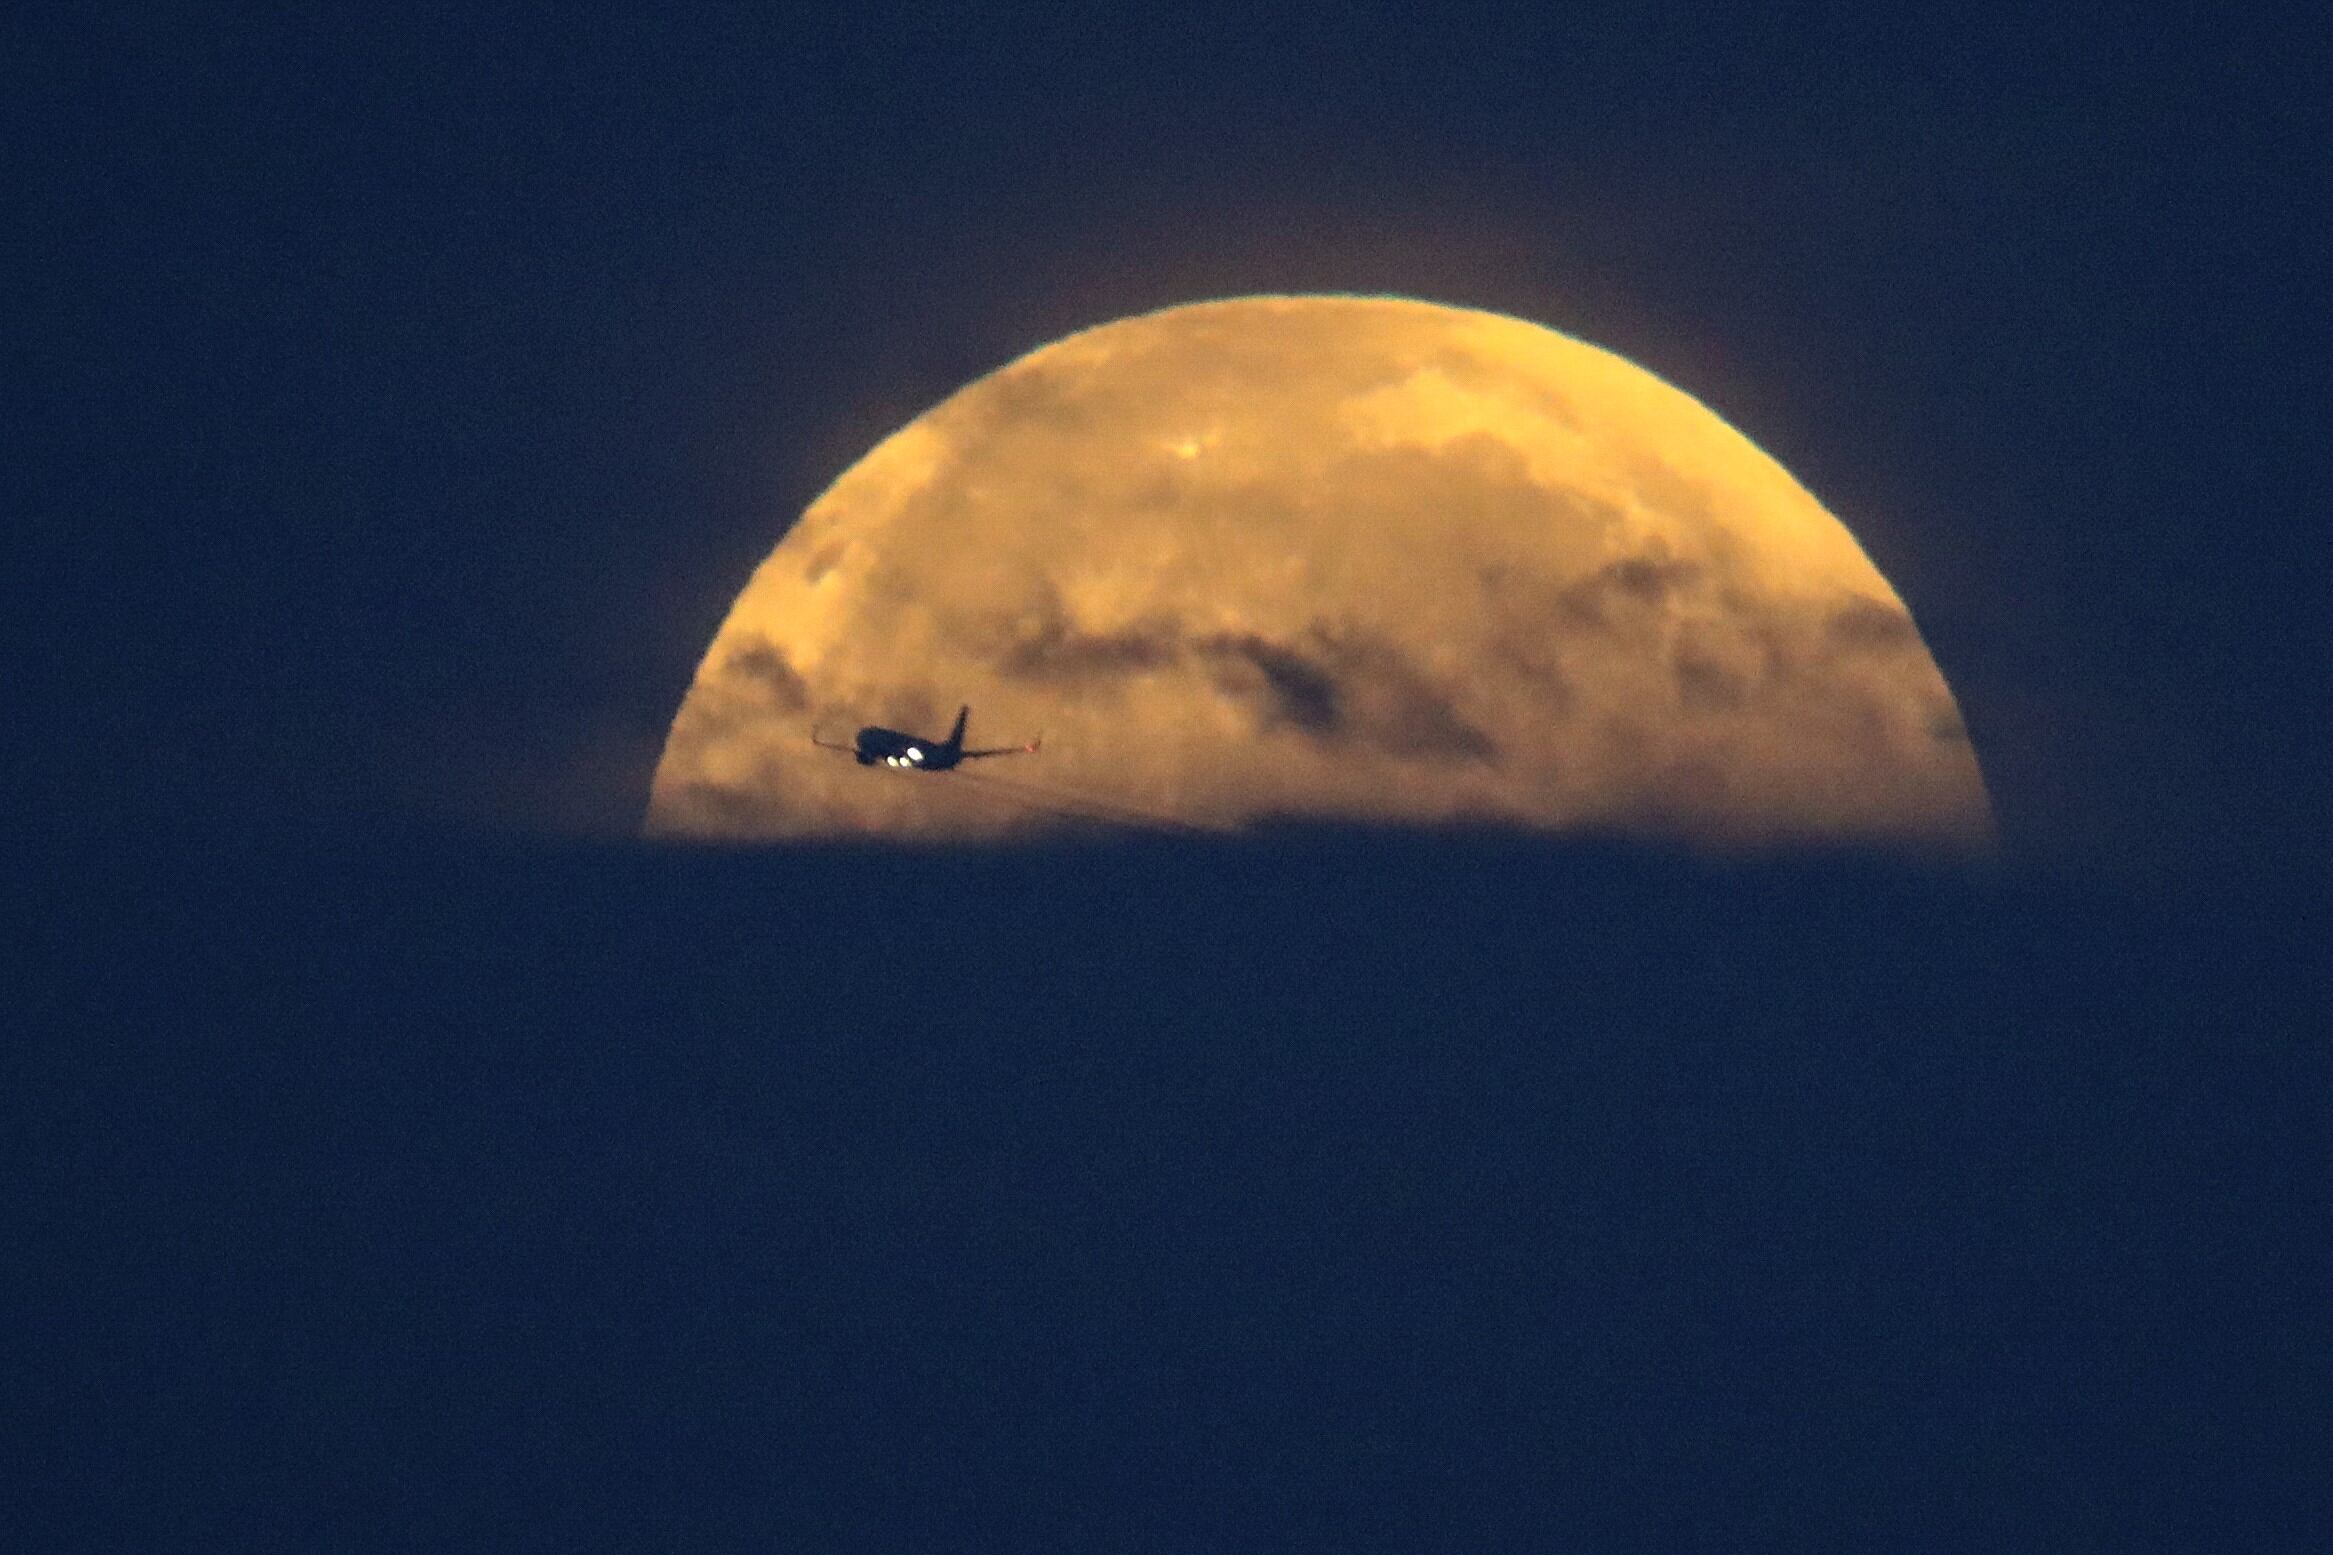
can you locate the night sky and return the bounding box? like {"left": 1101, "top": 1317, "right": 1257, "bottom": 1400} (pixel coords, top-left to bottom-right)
{"left": 17, "top": 5, "right": 2325, "bottom": 871}
{"left": 14, "top": 6, "right": 2329, "bottom": 1549}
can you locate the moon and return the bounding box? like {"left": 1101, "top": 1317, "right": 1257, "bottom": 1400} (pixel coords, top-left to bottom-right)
{"left": 647, "top": 296, "right": 1992, "bottom": 851}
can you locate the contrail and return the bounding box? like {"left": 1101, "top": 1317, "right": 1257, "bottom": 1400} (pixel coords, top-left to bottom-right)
{"left": 946, "top": 768, "right": 1232, "bottom": 840}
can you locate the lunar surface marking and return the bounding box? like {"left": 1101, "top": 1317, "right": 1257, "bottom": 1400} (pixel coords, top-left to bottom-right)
{"left": 649, "top": 296, "right": 1992, "bottom": 849}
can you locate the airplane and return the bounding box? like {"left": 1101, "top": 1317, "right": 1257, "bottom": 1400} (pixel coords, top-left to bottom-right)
{"left": 811, "top": 705, "right": 1040, "bottom": 771}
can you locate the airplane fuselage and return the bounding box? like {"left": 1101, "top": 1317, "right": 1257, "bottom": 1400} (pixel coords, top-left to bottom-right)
{"left": 852, "top": 726, "right": 963, "bottom": 770}
{"left": 815, "top": 705, "right": 1034, "bottom": 769}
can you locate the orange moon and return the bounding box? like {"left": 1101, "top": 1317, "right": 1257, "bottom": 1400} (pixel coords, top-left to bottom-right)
{"left": 647, "top": 296, "right": 1993, "bottom": 850}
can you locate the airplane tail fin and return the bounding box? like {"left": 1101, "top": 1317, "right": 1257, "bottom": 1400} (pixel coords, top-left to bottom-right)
{"left": 946, "top": 705, "right": 969, "bottom": 751}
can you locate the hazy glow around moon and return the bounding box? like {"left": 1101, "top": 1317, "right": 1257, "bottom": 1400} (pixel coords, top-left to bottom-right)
{"left": 648, "top": 296, "right": 1993, "bottom": 849}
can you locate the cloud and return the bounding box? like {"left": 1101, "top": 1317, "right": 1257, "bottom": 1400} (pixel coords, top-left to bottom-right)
{"left": 1556, "top": 549, "right": 1705, "bottom": 629}
{"left": 978, "top": 594, "right": 1497, "bottom": 764}
{"left": 659, "top": 779, "right": 784, "bottom": 834}
{"left": 1000, "top": 610, "right": 1181, "bottom": 683}
{"left": 802, "top": 544, "right": 846, "bottom": 585}
{"left": 1309, "top": 627, "right": 1501, "bottom": 761}
{"left": 1199, "top": 625, "right": 1500, "bottom": 763}
{"left": 1608, "top": 555, "right": 1702, "bottom": 602}
{"left": 957, "top": 360, "right": 1113, "bottom": 441}
{"left": 1199, "top": 631, "right": 1343, "bottom": 733}
{"left": 1375, "top": 687, "right": 1502, "bottom": 761}
{"left": 721, "top": 636, "right": 811, "bottom": 711}
{"left": 1825, "top": 598, "right": 1919, "bottom": 654}
{"left": 1673, "top": 651, "right": 1749, "bottom": 712}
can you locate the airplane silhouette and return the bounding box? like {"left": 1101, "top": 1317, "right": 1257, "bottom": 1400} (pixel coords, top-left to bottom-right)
{"left": 812, "top": 706, "right": 1040, "bottom": 770}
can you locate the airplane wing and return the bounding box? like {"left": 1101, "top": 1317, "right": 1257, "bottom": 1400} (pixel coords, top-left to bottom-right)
{"left": 810, "top": 726, "right": 856, "bottom": 755}
{"left": 960, "top": 735, "right": 1042, "bottom": 760}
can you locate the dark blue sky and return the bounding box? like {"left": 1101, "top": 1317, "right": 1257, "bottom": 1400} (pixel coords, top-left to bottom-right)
{"left": 15, "top": 4, "right": 2325, "bottom": 874}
